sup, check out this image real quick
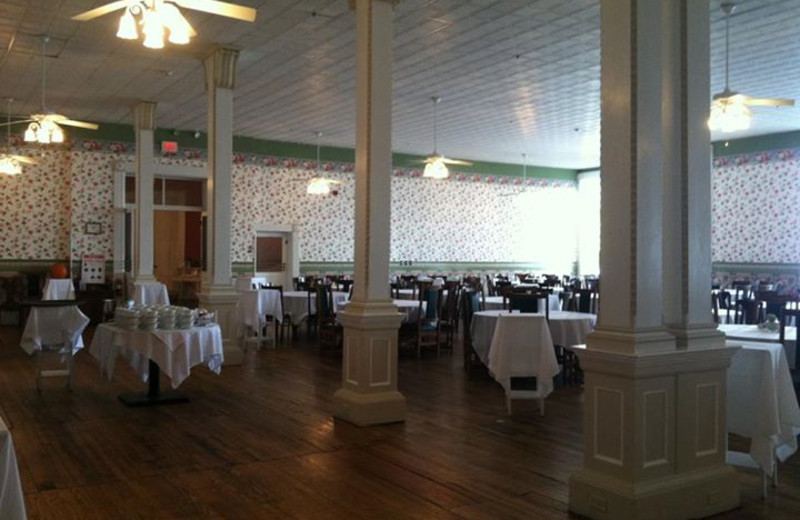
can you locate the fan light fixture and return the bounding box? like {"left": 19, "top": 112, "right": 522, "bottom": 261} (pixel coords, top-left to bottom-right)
{"left": 73, "top": 1, "right": 257, "bottom": 50}
{"left": 24, "top": 119, "right": 64, "bottom": 144}
{"left": 306, "top": 177, "right": 331, "bottom": 195}
{"left": 1, "top": 99, "right": 35, "bottom": 175}
{"left": 423, "top": 97, "right": 447, "bottom": 179}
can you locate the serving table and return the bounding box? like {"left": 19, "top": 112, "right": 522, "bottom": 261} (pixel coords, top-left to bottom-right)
{"left": 0, "top": 416, "right": 26, "bottom": 520}
{"left": 726, "top": 340, "right": 800, "bottom": 496}
{"left": 133, "top": 282, "right": 170, "bottom": 306}
{"left": 90, "top": 323, "right": 223, "bottom": 406}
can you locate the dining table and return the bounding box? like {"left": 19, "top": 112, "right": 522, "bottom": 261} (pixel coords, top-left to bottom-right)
{"left": 234, "top": 276, "right": 266, "bottom": 291}
{"left": 338, "top": 299, "right": 425, "bottom": 322}
{"left": 90, "top": 322, "right": 224, "bottom": 406}
{"left": 719, "top": 323, "right": 796, "bottom": 369}
{"left": 725, "top": 340, "right": 800, "bottom": 496}
{"left": 282, "top": 290, "right": 350, "bottom": 324}
{"left": 470, "top": 310, "right": 568, "bottom": 414}
{"left": 472, "top": 309, "right": 595, "bottom": 355}
{"left": 19, "top": 300, "right": 89, "bottom": 355}
{"left": 0, "top": 416, "right": 26, "bottom": 520}
{"left": 483, "top": 294, "right": 561, "bottom": 312}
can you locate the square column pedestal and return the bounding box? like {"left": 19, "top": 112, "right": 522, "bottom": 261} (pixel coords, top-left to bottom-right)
{"left": 334, "top": 300, "right": 405, "bottom": 426}
{"left": 198, "top": 287, "right": 242, "bottom": 366}
{"left": 569, "top": 333, "right": 741, "bottom": 520}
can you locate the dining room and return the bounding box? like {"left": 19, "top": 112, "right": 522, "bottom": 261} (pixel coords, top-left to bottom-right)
{"left": 2, "top": 1, "right": 800, "bottom": 520}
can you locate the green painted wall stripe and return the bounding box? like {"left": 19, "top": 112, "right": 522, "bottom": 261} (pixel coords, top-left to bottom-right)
{"left": 712, "top": 130, "right": 800, "bottom": 157}
{"left": 62, "top": 121, "right": 576, "bottom": 180}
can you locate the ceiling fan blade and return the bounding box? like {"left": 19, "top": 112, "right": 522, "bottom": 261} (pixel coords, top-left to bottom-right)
{"left": 174, "top": 0, "right": 257, "bottom": 22}
{"left": 316, "top": 178, "right": 342, "bottom": 184}
{"left": 745, "top": 97, "right": 795, "bottom": 107}
{"left": 12, "top": 155, "right": 37, "bottom": 165}
{"left": 441, "top": 158, "right": 472, "bottom": 166}
{"left": 60, "top": 119, "right": 99, "bottom": 130}
{"left": 0, "top": 119, "right": 33, "bottom": 127}
{"left": 71, "top": 0, "right": 131, "bottom": 21}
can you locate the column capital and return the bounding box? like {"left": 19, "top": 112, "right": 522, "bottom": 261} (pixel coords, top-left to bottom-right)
{"left": 348, "top": 0, "right": 402, "bottom": 10}
{"left": 132, "top": 101, "right": 157, "bottom": 131}
{"left": 204, "top": 47, "right": 240, "bottom": 90}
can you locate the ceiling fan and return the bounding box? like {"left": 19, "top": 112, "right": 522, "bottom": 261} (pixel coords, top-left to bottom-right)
{"left": 500, "top": 154, "right": 530, "bottom": 197}
{"left": 709, "top": 2, "right": 794, "bottom": 132}
{"left": 0, "top": 100, "right": 37, "bottom": 175}
{"left": 0, "top": 36, "right": 99, "bottom": 144}
{"left": 418, "top": 96, "right": 472, "bottom": 179}
{"left": 294, "top": 132, "right": 342, "bottom": 196}
{"left": 72, "top": 1, "right": 257, "bottom": 49}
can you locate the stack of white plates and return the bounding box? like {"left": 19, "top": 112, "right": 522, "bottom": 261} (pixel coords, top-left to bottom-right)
{"left": 175, "top": 307, "right": 195, "bottom": 329}
{"left": 114, "top": 308, "right": 140, "bottom": 331}
{"left": 140, "top": 309, "right": 159, "bottom": 331}
{"left": 158, "top": 307, "right": 176, "bottom": 330}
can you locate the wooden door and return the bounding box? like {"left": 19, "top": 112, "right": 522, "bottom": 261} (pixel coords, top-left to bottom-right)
{"left": 154, "top": 210, "right": 185, "bottom": 293}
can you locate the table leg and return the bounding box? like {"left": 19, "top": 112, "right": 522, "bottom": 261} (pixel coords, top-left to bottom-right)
{"left": 118, "top": 360, "right": 189, "bottom": 406}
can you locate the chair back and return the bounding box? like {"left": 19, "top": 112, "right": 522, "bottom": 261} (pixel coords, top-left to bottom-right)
{"left": 484, "top": 275, "right": 496, "bottom": 296}
{"left": 441, "top": 282, "right": 461, "bottom": 321}
{"left": 560, "top": 290, "right": 574, "bottom": 311}
{"left": 423, "top": 286, "right": 441, "bottom": 320}
{"left": 316, "top": 285, "right": 334, "bottom": 320}
{"left": 508, "top": 293, "right": 539, "bottom": 313}
{"left": 779, "top": 308, "right": 800, "bottom": 346}
{"left": 712, "top": 292, "right": 720, "bottom": 324}
{"left": 734, "top": 298, "right": 761, "bottom": 324}
{"left": 577, "top": 288, "right": 598, "bottom": 314}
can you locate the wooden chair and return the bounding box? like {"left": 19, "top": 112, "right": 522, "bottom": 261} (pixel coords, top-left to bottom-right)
{"left": 576, "top": 288, "right": 599, "bottom": 314}
{"left": 712, "top": 291, "right": 720, "bottom": 324}
{"left": 438, "top": 282, "right": 461, "bottom": 354}
{"left": 262, "top": 286, "right": 293, "bottom": 342}
{"left": 734, "top": 298, "right": 762, "bottom": 324}
{"left": 409, "top": 284, "right": 442, "bottom": 358}
{"left": 484, "top": 274, "right": 496, "bottom": 296}
{"left": 317, "top": 285, "right": 342, "bottom": 352}
{"left": 560, "top": 290, "right": 575, "bottom": 311}
{"left": 461, "top": 289, "right": 484, "bottom": 373}
{"left": 508, "top": 292, "right": 550, "bottom": 321}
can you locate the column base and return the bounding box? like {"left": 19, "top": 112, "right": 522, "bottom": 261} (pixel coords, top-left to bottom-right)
{"left": 333, "top": 388, "right": 406, "bottom": 426}
{"left": 570, "top": 465, "right": 739, "bottom": 520}
{"left": 198, "top": 287, "right": 242, "bottom": 366}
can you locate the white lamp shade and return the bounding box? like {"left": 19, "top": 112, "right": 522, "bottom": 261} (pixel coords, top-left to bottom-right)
{"left": 422, "top": 158, "right": 449, "bottom": 179}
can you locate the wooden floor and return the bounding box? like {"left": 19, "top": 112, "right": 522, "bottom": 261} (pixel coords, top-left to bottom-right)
{"left": 1, "top": 325, "right": 799, "bottom": 520}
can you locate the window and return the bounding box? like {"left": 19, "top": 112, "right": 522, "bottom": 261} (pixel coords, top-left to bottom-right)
{"left": 255, "top": 236, "right": 284, "bottom": 272}
{"left": 577, "top": 170, "right": 601, "bottom": 275}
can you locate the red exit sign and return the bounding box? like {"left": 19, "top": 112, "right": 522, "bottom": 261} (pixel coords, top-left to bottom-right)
{"left": 161, "top": 141, "right": 178, "bottom": 154}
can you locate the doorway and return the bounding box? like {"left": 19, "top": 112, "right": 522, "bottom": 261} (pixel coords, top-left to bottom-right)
{"left": 255, "top": 233, "right": 288, "bottom": 287}
{"left": 154, "top": 210, "right": 203, "bottom": 303}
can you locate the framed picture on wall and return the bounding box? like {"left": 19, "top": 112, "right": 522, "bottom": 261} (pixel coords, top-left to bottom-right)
{"left": 85, "top": 222, "right": 103, "bottom": 235}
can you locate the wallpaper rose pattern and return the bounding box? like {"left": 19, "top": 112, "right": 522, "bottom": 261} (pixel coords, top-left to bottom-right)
{"left": 711, "top": 154, "right": 800, "bottom": 263}
{"left": 4, "top": 142, "right": 800, "bottom": 269}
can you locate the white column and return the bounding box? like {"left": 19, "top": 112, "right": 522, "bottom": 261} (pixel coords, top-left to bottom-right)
{"left": 133, "top": 102, "right": 156, "bottom": 283}
{"left": 662, "top": 0, "right": 725, "bottom": 350}
{"left": 334, "top": 0, "right": 405, "bottom": 426}
{"left": 568, "top": 2, "right": 739, "bottom": 519}
{"left": 197, "top": 48, "right": 242, "bottom": 365}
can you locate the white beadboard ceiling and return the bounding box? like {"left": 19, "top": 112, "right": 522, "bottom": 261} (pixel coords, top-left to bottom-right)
{"left": 0, "top": 0, "right": 799, "bottom": 169}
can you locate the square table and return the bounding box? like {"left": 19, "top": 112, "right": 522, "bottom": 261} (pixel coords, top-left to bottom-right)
{"left": 90, "top": 323, "right": 223, "bottom": 406}
{"left": 470, "top": 311, "right": 561, "bottom": 414}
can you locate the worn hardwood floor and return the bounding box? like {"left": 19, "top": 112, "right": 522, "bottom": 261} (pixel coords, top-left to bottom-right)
{"left": 0, "top": 324, "right": 798, "bottom": 520}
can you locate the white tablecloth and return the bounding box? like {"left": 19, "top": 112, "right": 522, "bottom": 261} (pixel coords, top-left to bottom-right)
{"left": 0, "top": 417, "right": 26, "bottom": 520}
{"left": 237, "top": 289, "right": 284, "bottom": 337}
{"left": 90, "top": 323, "right": 224, "bottom": 389}
{"left": 726, "top": 341, "right": 800, "bottom": 476}
{"left": 483, "top": 294, "right": 561, "bottom": 312}
{"left": 719, "top": 323, "right": 796, "bottom": 369}
{"left": 282, "top": 291, "right": 350, "bottom": 323}
{"left": 133, "top": 282, "right": 170, "bottom": 306}
{"left": 339, "top": 299, "right": 424, "bottom": 322}
{"left": 234, "top": 276, "right": 266, "bottom": 291}
{"left": 472, "top": 309, "right": 595, "bottom": 353}
{"left": 42, "top": 279, "right": 75, "bottom": 300}
{"left": 20, "top": 304, "right": 89, "bottom": 355}
{"left": 481, "top": 313, "right": 560, "bottom": 398}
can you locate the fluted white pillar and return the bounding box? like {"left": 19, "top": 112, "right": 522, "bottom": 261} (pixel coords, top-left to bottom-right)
{"left": 133, "top": 101, "right": 156, "bottom": 283}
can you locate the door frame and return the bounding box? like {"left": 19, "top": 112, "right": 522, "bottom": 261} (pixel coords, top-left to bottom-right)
{"left": 254, "top": 223, "right": 300, "bottom": 289}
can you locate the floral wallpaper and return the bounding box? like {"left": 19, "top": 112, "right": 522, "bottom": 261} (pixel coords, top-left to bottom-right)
{"left": 712, "top": 150, "right": 800, "bottom": 263}
{"left": 0, "top": 149, "right": 71, "bottom": 259}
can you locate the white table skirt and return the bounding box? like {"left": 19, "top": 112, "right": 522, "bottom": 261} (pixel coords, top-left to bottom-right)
{"left": 483, "top": 294, "right": 560, "bottom": 312}
{"left": 20, "top": 305, "right": 89, "bottom": 355}
{"left": 282, "top": 291, "right": 350, "bottom": 323}
{"left": 237, "top": 289, "right": 284, "bottom": 337}
{"left": 472, "top": 309, "right": 595, "bottom": 352}
{"left": 726, "top": 341, "right": 800, "bottom": 476}
{"left": 133, "top": 282, "right": 170, "bottom": 306}
{"left": 90, "top": 323, "right": 224, "bottom": 389}
{"left": 339, "top": 299, "right": 425, "bottom": 322}
{"left": 42, "top": 279, "right": 75, "bottom": 300}
{"left": 484, "top": 313, "right": 560, "bottom": 398}
{"left": 0, "top": 417, "right": 26, "bottom": 520}
{"left": 719, "top": 323, "right": 796, "bottom": 369}
{"left": 234, "top": 276, "right": 266, "bottom": 291}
